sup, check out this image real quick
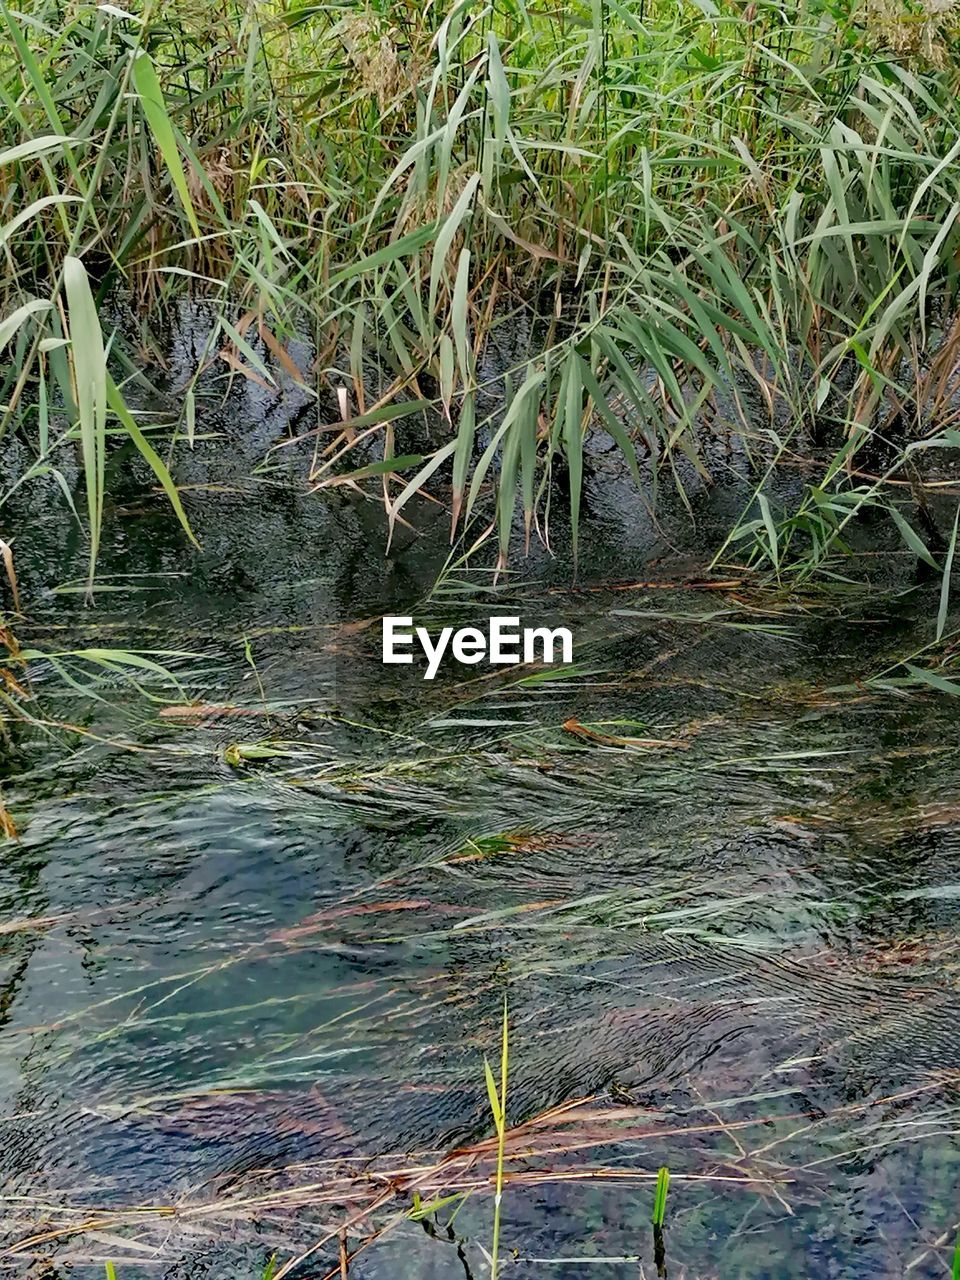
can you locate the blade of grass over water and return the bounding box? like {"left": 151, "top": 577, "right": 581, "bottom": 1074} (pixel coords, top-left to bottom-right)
{"left": 652, "top": 1166, "right": 670, "bottom": 1227}
{"left": 62, "top": 256, "right": 106, "bottom": 596}
{"left": 130, "top": 51, "right": 202, "bottom": 241}
{"left": 484, "top": 996, "right": 510, "bottom": 1280}
{"left": 937, "top": 504, "right": 960, "bottom": 643}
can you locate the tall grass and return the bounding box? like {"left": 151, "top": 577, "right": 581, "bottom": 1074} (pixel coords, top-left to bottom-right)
{"left": 1, "top": 0, "right": 960, "bottom": 582}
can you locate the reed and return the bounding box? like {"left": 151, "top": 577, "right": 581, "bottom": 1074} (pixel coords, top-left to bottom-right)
{"left": 652, "top": 1165, "right": 670, "bottom": 1228}
{"left": 1, "top": 0, "right": 959, "bottom": 589}
{"left": 483, "top": 995, "right": 510, "bottom": 1279}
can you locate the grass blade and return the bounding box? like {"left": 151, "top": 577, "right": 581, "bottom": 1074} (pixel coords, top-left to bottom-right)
{"left": 652, "top": 1166, "right": 670, "bottom": 1227}
{"left": 105, "top": 375, "right": 199, "bottom": 549}
{"left": 63, "top": 256, "right": 106, "bottom": 595}
{"left": 131, "top": 51, "right": 201, "bottom": 239}
{"left": 937, "top": 504, "right": 959, "bottom": 642}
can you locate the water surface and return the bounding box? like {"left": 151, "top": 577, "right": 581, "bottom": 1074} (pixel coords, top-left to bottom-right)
{"left": 1, "top": 339, "right": 959, "bottom": 1280}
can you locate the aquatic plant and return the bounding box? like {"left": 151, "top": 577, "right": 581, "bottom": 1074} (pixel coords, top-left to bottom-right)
{"left": 0, "top": 615, "right": 196, "bottom": 764}
{"left": 1, "top": 0, "right": 959, "bottom": 589}
{"left": 5, "top": 609, "right": 960, "bottom": 1273}
{"left": 652, "top": 1165, "right": 670, "bottom": 1228}
{"left": 652, "top": 1164, "right": 671, "bottom": 1275}
{"left": 483, "top": 995, "right": 510, "bottom": 1280}
{"left": 106, "top": 1261, "right": 280, "bottom": 1279}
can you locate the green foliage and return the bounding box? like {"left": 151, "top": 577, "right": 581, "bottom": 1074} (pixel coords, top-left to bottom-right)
{"left": 107, "top": 1259, "right": 279, "bottom": 1279}
{"left": 1, "top": 0, "right": 960, "bottom": 589}
{"left": 483, "top": 995, "right": 510, "bottom": 1279}
{"left": 652, "top": 1165, "right": 670, "bottom": 1227}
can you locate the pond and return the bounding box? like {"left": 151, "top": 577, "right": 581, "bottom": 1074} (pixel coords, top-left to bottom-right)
{"left": 1, "top": 359, "right": 959, "bottom": 1280}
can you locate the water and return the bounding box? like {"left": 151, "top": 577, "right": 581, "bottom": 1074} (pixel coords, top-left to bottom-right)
{"left": 2, "top": 336, "right": 960, "bottom": 1279}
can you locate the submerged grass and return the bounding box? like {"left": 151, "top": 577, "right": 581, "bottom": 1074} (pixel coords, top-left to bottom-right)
{"left": 1, "top": 0, "right": 960, "bottom": 593}
{"left": 2, "top": 584, "right": 960, "bottom": 1271}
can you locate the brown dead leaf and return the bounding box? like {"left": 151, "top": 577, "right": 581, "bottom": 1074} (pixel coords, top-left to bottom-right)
{"left": 158, "top": 703, "right": 272, "bottom": 720}
{"left": 0, "top": 915, "right": 65, "bottom": 935}
{"left": 258, "top": 319, "right": 309, "bottom": 385}
{"left": 218, "top": 348, "right": 274, "bottom": 391}
{"left": 0, "top": 805, "right": 18, "bottom": 840}
{"left": 0, "top": 667, "right": 28, "bottom": 698}
{"left": 0, "top": 539, "right": 20, "bottom": 614}
{"left": 562, "top": 717, "right": 681, "bottom": 749}
{"left": 269, "top": 898, "right": 434, "bottom": 943}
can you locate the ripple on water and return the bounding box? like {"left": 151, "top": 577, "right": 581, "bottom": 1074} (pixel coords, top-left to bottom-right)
{"left": 1, "top": 574, "right": 960, "bottom": 1277}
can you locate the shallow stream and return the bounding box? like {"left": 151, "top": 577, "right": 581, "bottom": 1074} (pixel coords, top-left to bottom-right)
{"left": 1, "top": 339, "right": 959, "bottom": 1280}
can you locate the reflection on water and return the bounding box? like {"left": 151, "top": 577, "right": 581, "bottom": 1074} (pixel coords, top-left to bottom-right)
{"left": 1, "top": 340, "right": 959, "bottom": 1278}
